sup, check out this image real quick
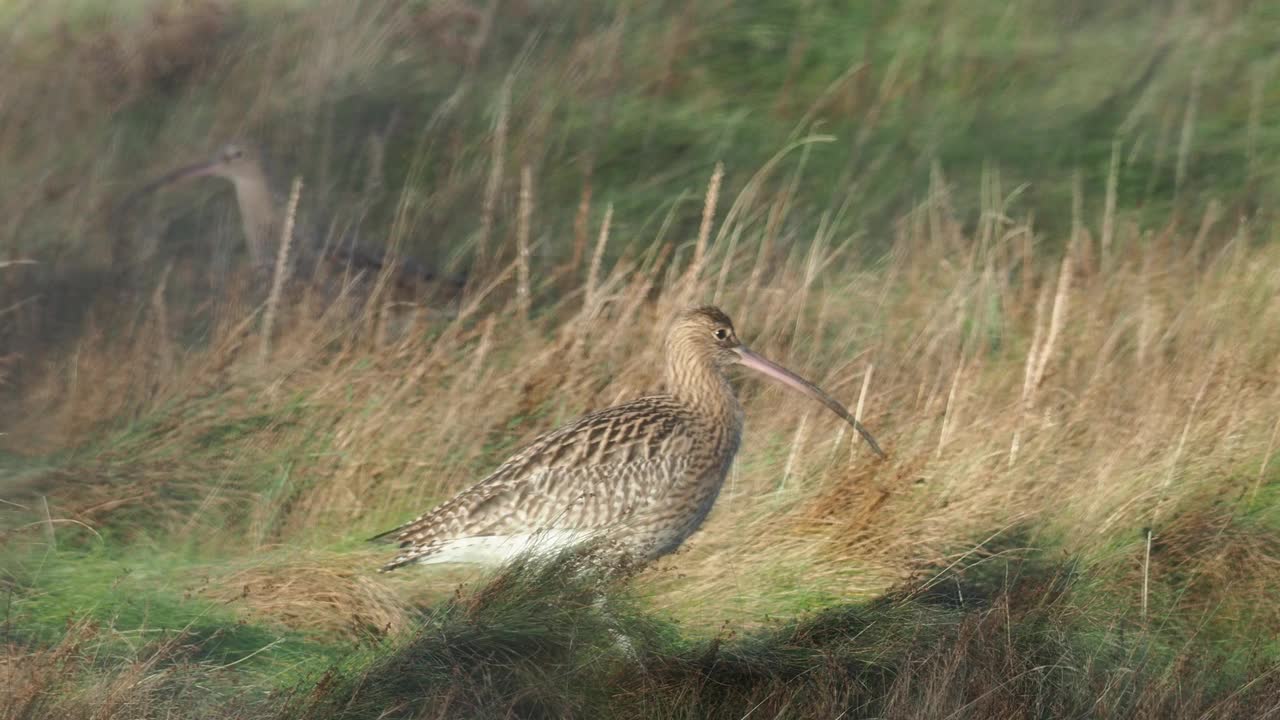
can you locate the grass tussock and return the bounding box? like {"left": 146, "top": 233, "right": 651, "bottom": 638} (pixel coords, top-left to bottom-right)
{"left": 1, "top": 620, "right": 217, "bottom": 720}
{"left": 2, "top": 0, "right": 1279, "bottom": 716}
{"left": 6, "top": 548, "right": 1279, "bottom": 719}
{"left": 195, "top": 553, "right": 416, "bottom": 641}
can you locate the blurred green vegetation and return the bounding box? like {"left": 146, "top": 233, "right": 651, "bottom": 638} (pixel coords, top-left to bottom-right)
{"left": 3, "top": 0, "right": 1276, "bottom": 272}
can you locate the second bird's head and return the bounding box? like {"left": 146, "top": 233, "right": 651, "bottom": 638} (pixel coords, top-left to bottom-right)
{"left": 188, "top": 142, "right": 258, "bottom": 181}
{"left": 151, "top": 141, "right": 261, "bottom": 189}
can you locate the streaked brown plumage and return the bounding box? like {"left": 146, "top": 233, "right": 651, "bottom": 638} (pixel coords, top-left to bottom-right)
{"left": 374, "top": 306, "right": 886, "bottom": 571}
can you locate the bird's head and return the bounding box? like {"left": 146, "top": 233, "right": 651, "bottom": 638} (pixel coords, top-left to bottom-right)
{"left": 665, "top": 305, "right": 887, "bottom": 458}
{"left": 665, "top": 306, "right": 743, "bottom": 370}
{"left": 138, "top": 141, "right": 263, "bottom": 192}
{"left": 206, "top": 142, "right": 255, "bottom": 177}
{"left": 180, "top": 141, "right": 259, "bottom": 183}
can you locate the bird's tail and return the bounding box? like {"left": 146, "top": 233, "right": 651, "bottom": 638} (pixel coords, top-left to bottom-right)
{"left": 378, "top": 544, "right": 435, "bottom": 572}
{"left": 366, "top": 524, "right": 405, "bottom": 544}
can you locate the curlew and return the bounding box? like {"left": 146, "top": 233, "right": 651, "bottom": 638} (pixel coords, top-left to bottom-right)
{"left": 372, "top": 305, "right": 885, "bottom": 572}
{"left": 123, "top": 142, "right": 464, "bottom": 295}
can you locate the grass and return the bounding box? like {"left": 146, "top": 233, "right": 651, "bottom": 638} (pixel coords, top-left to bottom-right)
{"left": 2, "top": 0, "right": 1280, "bottom": 717}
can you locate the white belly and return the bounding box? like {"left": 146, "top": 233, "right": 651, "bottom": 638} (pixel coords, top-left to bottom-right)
{"left": 416, "top": 529, "right": 594, "bottom": 566}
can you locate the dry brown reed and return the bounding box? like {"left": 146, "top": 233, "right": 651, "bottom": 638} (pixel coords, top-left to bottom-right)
{"left": 1102, "top": 138, "right": 1120, "bottom": 270}
{"left": 583, "top": 202, "right": 613, "bottom": 312}
{"left": 0, "top": 620, "right": 179, "bottom": 720}
{"left": 515, "top": 164, "right": 533, "bottom": 322}
{"left": 261, "top": 176, "right": 302, "bottom": 361}
{"left": 476, "top": 75, "right": 511, "bottom": 267}
{"left": 568, "top": 172, "right": 594, "bottom": 276}
{"left": 678, "top": 161, "right": 723, "bottom": 305}
{"left": 1176, "top": 38, "right": 1209, "bottom": 193}
{"left": 194, "top": 553, "right": 415, "bottom": 640}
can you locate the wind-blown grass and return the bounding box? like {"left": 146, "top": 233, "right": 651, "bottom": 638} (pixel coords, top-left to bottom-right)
{"left": 4, "top": 170, "right": 1278, "bottom": 714}
{"left": 2, "top": 0, "right": 1279, "bottom": 717}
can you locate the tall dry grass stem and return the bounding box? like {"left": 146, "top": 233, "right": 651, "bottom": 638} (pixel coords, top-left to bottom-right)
{"left": 712, "top": 224, "right": 742, "bottom": 305}
{"left": 1191, "top": 200, "right": 1221, "bottom": 265}
{"left": 1247, "top": 66, "right": 1265, "bottom": 181}
{"left": 40, "top": 495, "right": 54, "bottom": 549}
{"left": 477, "top": 74, "right": 511, "bottom": 269}
{"left": 1137, "top": 235, "right": 1155, "bottom": 368}
{"left": 467, "top": 315, "right": 496, "bottom": 387}
{"left": 936, "top": 361, "right": 964, "bottom": 458}
{"left": 780, "top": 411, "right": 809, "bottom": 492}
{"left": 1070, "top": 168, "right": 1085, "bottom": 269}
{"left": 1019, "top": 221, "right": 1035, "bottom": 305}
{"left": 1176, "top": 43, "right": 1209, "bottom": 193}
{"left": 737, "top": 139, "right": 820, "bottom": 326}
{"left": 1102, "top": 139, "right": 1120, "bottom": 271}
{"left": 261, "top": 176, "right": 301, "bottom": 362}
{"left": 583, "top": 203, "right": 614, "bottom": 315}
{"left": 516, "top": 164, "right": 533, "bottom": 321}
{"left": 1255, "top": 416, "right": 1280, "bottom": 502}
{"left": 829, "top": 362, "right": 876, "bottom": 462}
{"left": 824, "top": 361, "right": 875, "bottom": 461}
{"left": 1153, "top": 365, "right": 1215, "bottom": 523}
{"left": 569, "top": 172, "right": 593, "bottom": 275}
{"left": 1034, "top": 252, "right": 1073, "bottom": 389}
{"left": 680, "top": 161, "right": 723, "bottom": 302}
{"left": 1142, "top": 528, "right": 1153, "bottom": 621}
{"left": 148, "top": 261, "right": 175, "bottom": 384}
{"left": 741, "top": 199, "right": 780, "bottom": 328}
{"left": 706, "top": 135, "right": 831, "bottom": 286}
{"left": 1011, "top": 278, "right": 1051, "bottom": 467}
{"left": 854, "top": 48, "right": 904, "bottom": 154}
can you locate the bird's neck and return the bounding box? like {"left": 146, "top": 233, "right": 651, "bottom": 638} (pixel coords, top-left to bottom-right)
{"left": 230, "top": 169, "right": 277, "bottom": 267}
{"left": 665, "top": 353, "right": 744, "bottom": 437}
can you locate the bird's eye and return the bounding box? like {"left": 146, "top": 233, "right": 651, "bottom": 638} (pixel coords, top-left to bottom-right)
{"left": 714, "top": 328, "right": 728, "bottom": 341}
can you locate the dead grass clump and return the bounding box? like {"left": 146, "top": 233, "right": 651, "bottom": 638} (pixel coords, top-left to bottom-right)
{"left": 1143, "top": 488, "right": 1280, "bottom": 633}
{"left": 196, "top": 554, "right": 416, "bottom": 641}
{"left": 0, "top": 460, "right": 254, "bottom": 550}
{"left": 275, "top": 550, "right": 645, "bottom": 720}
{"left": 619, "top": 570, "right": 1276, "bottom": 719}
{"left": 799, "top": 455, "right": 916, "bottom": 547}
{"left": 0, "top": 620, "right": 242, "bottom": 720}
{"left": 6, "top": 571, "right": 1279, "bottom": 719}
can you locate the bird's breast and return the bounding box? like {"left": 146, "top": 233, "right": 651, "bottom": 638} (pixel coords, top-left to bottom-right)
{"left": 643, "top": 414, "right": 742, "bottom": 513}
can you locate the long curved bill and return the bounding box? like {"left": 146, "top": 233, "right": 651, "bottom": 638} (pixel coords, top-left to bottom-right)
{"left": 139, "top": 160, "right": 220, "bottom": 194}
{"left": 115, "top": 160, "right": 220, "bottom": 219}
{"left": 736, "top": 346, "right": 887, "bottom": 459}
